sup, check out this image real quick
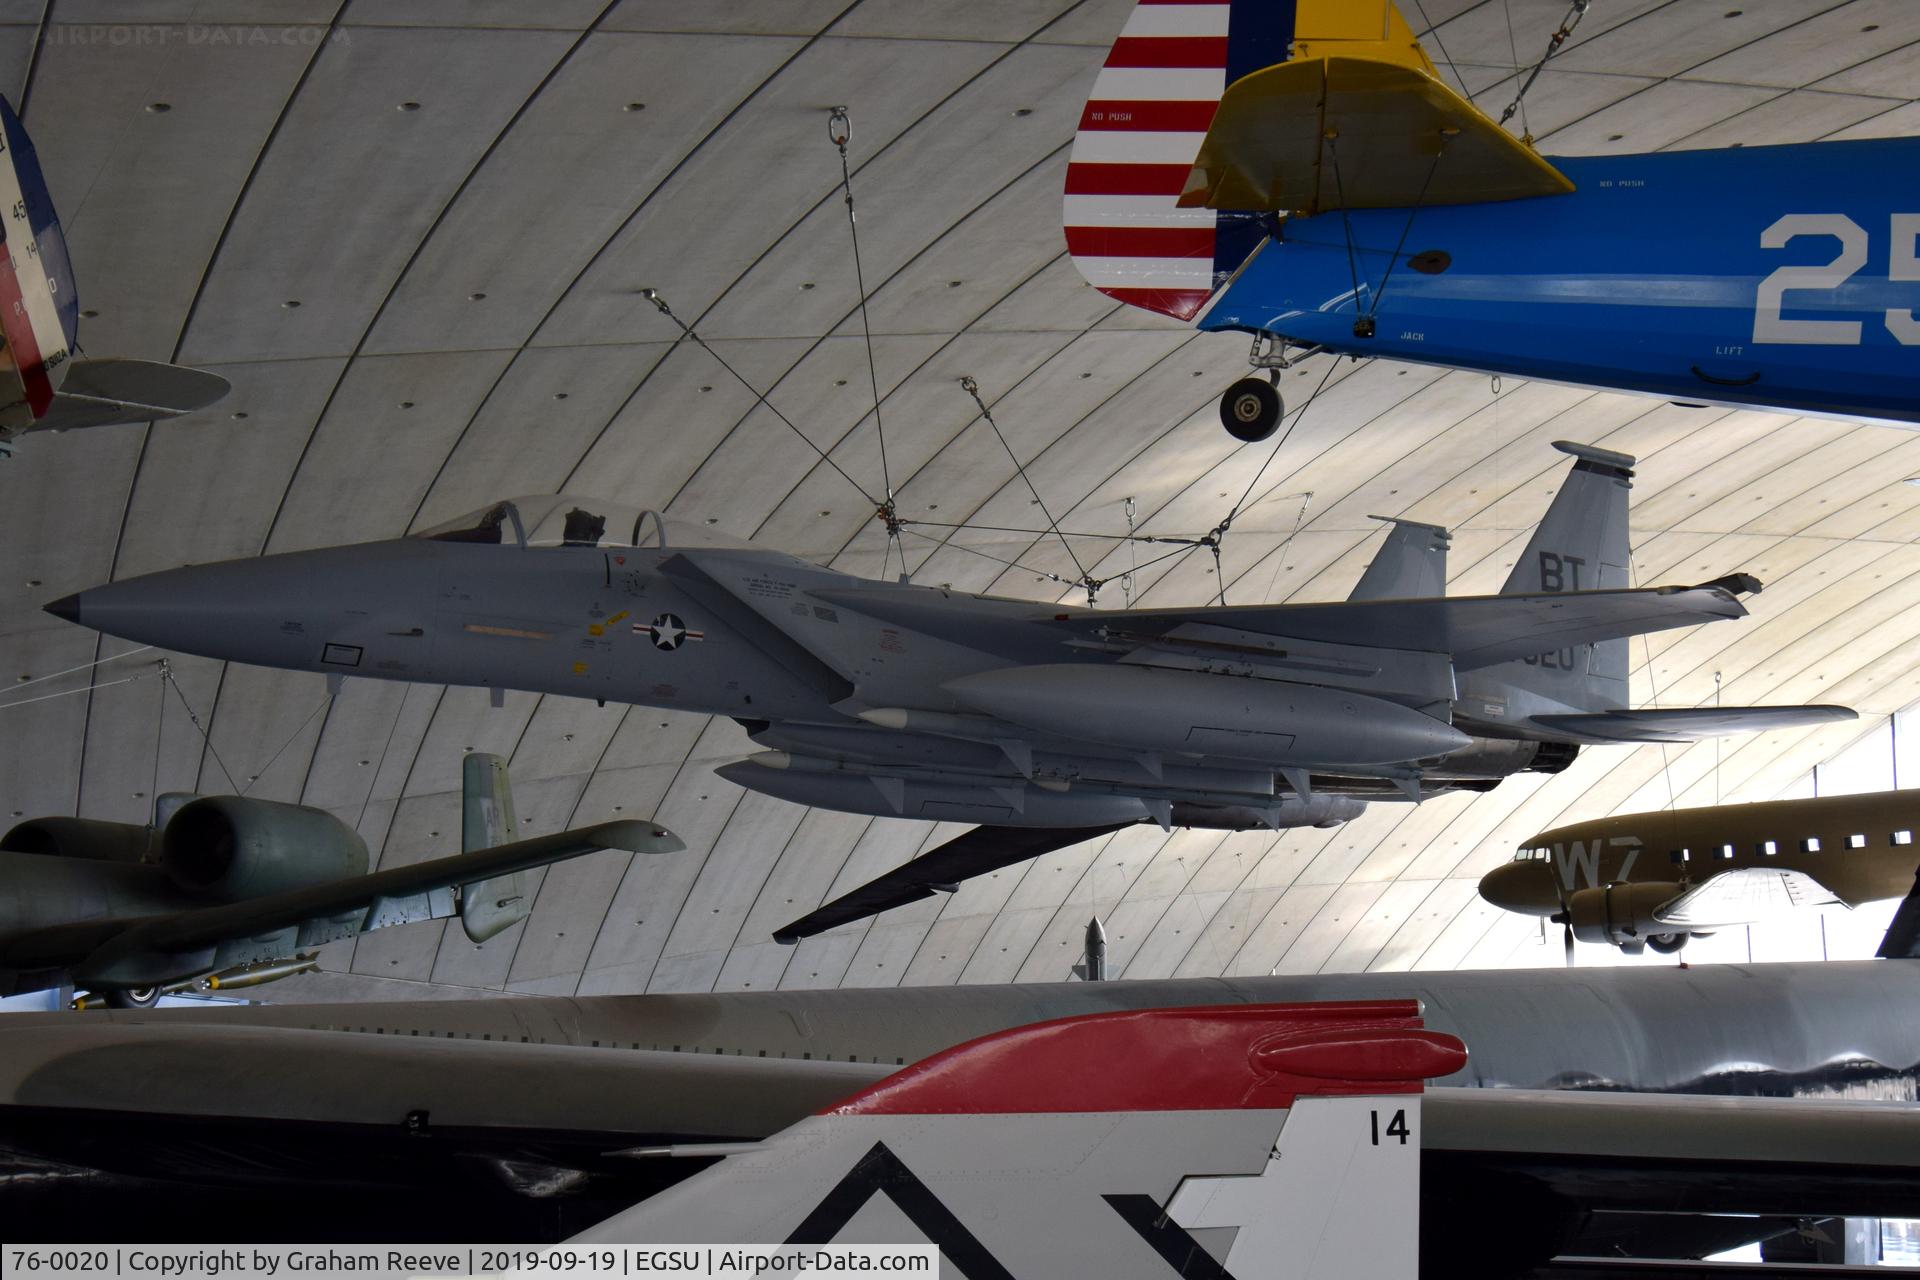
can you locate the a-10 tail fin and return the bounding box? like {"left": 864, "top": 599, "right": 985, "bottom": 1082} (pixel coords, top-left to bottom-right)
{"left": 459, "top": 751, "right": 528, "bottom": 943}
{"left": 573, "top": 1001, "right": 1466, "bottom": 1280}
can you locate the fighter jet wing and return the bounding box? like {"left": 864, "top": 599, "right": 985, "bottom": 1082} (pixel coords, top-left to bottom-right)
{"left": 1531, "top": 705, "right": 1857, "bottom": 743}
{"left": 812, "top": 581, "right": 1752, "bottom": 671}
{"left": 1102, "top": 583, "right": 1751, "bottom": 670}
{"left": 1648, "top": 866, "right": 1843, "bottom": 931}
{"left": 2, "top": 820, "right": 681, "bottom": 989}
{"left": 772, "top": 823, "right": 1136, "bottom": 945}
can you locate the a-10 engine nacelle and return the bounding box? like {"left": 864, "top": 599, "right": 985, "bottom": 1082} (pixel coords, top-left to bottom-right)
{"left": 1561, "top": 881, "right": 1690, "bottom": 952}
{"left": 161, "top": 797, "right": 368, "bottom": 901}
{"left": 4, "top": 796, "right": 370, "bottom": 903}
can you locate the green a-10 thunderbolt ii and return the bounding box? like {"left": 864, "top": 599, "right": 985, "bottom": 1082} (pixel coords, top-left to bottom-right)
{"left": 0, "top": 753, "right": 679, "bottom": 1006}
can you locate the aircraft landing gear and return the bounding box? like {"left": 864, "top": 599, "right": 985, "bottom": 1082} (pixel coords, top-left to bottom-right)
{"left": 104, "top": 986, "right": 160, "bottom": 1009}
{"left": 1647, "top": 933, "right": 1689, "bottom": 955}
{"left": 1220, "top": 373, "right": 1282, "bottom": 443}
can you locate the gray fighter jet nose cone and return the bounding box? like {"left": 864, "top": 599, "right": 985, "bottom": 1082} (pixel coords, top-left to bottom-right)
{"left": 43, "top": 593, "right": 81, "bottom": 624}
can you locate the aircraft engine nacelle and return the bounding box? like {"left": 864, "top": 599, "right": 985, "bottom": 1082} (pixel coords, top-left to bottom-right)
{"left": 0, "top": 815, "right": 158, "bottom": 864}
{"left": 1562, "top": 881, "right": 1685, "bottom": 948}
{"left": 161, "top": 796, "right": 369, "bottom": 901}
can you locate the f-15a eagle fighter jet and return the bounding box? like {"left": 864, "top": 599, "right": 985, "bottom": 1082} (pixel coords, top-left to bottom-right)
{"left": 47, "top": 443, "right": 1849, "bottom": 849}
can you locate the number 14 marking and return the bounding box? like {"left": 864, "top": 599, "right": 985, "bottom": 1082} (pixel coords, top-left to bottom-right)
{"left": 1370, "top": 1108, "right": 1410, "bottom": 1145}
{"left": 1754, "top": 213, "right": 1920, "bottom": 345}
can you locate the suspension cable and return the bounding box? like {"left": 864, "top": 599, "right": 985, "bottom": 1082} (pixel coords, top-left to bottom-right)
{"left": 895, "top": 523, "right": 1077, "bottom": 586}
{"left": 640, "top": 289, "right": 878, "bottom": 508}
{"left": 827, "top": 107, "right": 899, "bottom": 545}
{"left": 958, "top": 375, "right": 1091, "bottom": 591}
{"left": 896, "top": 518, "right": 1213, "bottom": 546}
{"left": 1324, "top": 134, "right": 1368, "bottom": 329}
{"left": 1222, "top": 357, "right": 1342, "bottom": 534}
{"left": 1408, "top": 0, "right": 1467, "bottom": 96}
{"left": 1365, "top": 134, "right": 1450, "bottom": 327}
{"left": 239, "top": 688, "right": 335, "bottom": 797}
{"left": 0, "top": 666, "right": 162, "bottom": 713}
{"left": 8, "top": 644, "right": 154, "bottom": 691}
{"left": 1500, "top": 0, "right": 1591, "bottom": 140}
{"left": 162, "top": 661, "right": 239, "bottom": 793}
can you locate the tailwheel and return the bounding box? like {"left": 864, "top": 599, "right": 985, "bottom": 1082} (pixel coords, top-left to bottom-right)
{"left": 1220, "top": 376, "right": 1282, "bottom": 442}
{"left": 104, "top": 986, "right": 160, "bottom": 1009}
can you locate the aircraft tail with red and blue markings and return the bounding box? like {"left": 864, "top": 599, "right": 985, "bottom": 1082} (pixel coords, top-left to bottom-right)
{"left": 1062, "top": 0, "right": 1284, "bottom": 322}
{"left": 0, "top": 95, "right": 230, "bottom": 456}
{"left": 0, "top": 94, "right": 78, "bottom": 431}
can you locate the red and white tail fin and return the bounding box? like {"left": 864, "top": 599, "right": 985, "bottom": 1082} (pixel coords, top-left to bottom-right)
{"left": 1063, "top": 0, "right": 1295, "bottom": 322}
{"left": 574, "top": 1001, "right": 1466, "bottom": 1279}
{"left": 0, "top": 94, "right": 77, "bottom": 435}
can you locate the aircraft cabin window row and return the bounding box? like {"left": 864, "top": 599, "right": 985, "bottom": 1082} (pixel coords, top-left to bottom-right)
{"left": 1539, "top": 830, "right": 1914, "bottom": 865}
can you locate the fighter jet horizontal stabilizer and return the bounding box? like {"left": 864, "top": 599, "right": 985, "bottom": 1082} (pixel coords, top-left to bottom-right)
{"left": 1531, "top": 705, "right": 1856, "bottom": 744}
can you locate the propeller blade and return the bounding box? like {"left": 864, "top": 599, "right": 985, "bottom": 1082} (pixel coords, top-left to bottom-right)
{"left": 1563, "top": 921, "right": 1576, "bottom": 967}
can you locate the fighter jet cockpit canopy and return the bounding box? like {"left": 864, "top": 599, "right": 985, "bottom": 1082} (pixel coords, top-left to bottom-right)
{"left": 413, "top": 497, "right": 761, "bottom": 553}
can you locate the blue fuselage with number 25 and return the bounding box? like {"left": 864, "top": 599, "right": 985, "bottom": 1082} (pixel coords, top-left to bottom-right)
{"left": 1200, "top": 139, "right": 1920, "bottom": 426}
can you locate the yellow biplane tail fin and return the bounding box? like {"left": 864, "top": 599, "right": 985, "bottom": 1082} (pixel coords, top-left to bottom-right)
{"left": 1066, "top": 0, "right": 1573, "bottom": 321}
{"left": 1180, "top": 0, "right": 1574, "bottom": 214}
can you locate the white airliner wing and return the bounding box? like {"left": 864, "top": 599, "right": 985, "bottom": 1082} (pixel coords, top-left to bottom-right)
{"left": 572, "top": 1001, "right": 1466, "bottom": 1280}
{"left": 1651, "top": 866, "right": 1842, "bottom": 931}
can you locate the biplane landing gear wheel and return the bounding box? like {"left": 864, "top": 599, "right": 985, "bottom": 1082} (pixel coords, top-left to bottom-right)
{"left": 104, "top": 986, "right": 160, "bottom": 1009}
{"left": 1220, "top": 376, "right": 1282, "bottom": 443}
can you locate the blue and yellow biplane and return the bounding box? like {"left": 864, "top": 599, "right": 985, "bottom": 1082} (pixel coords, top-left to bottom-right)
{"left": 1065, "top": 0, "right": 1920, "bottom": 438}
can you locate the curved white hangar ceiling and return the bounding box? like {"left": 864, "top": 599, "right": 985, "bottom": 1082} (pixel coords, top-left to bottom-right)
{"left": 4, "top": 0, "right": 1920, "bottom": 1001}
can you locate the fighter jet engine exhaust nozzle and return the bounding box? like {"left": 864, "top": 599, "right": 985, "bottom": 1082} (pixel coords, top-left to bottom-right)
{"left": 162, "top": 796, "right": 370, "bottom": 902}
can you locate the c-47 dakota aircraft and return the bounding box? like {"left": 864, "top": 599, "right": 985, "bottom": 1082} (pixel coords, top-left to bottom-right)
{"left": 1064, "top": 0, "right": 1920, "bottom": 438}
{"left": 1481, "top": 788, "right": 1920, "bottom": 959}
{"left": 46, "top": 442, "right": 1851, "bottom": 941}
